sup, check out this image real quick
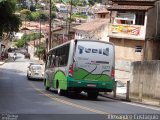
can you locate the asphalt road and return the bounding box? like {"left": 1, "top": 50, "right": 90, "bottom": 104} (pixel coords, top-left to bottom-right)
{"left": 0, "top": 53, "right": 160, "bottom": 120}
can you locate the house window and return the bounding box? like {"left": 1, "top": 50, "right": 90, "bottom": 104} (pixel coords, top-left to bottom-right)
{"left": 135, "top": 45, "right": 142, "bottom": 53}
{"left": 100, "top": 14, "right": 106, "bottom": 18}
{"left": 114, "top": 12, "right": 135, "bottom": 25}
{"left": 135, "top": 12, "right": 145, "bottom": 25}
{"left": 114, "top": 11, "right": 145, "bottom": 25}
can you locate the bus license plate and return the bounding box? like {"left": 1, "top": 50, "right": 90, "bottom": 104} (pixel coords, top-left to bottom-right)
{"left": 87, "top": 84, "right": 96, "bottom": 87}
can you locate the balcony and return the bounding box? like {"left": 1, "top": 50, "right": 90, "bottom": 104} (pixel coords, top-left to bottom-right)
{"left": 108, "top": 24, "right": 146, "bottom": 40}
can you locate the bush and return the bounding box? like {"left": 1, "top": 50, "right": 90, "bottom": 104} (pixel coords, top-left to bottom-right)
{"left": 16, "top": 33, "right": 41, "bottom": 48}
{"left": 35, "top": 43, "right": 46, "bottom": 60}
{"left": 30, "top": 5, "right": 36, "bottom": 11}
{"left": 51, "top": 12, "right": 56, "bottom": 19}
{"left": 28, "top": 12, "right": 41, "bottom": 21}
{"left": 28, "top": 11, "right": 49, "bottom": 21}
{"left": 35, "top": 4, "right": 44, "bottom": 10}
{"left": 16, "top": 39, "right": 26, "bottom": 48}
{"left": 40, "top": 13, "right": 48, "bottom": 21}
{"left": 72, "top": 13, "right": 87, "bottom": 19}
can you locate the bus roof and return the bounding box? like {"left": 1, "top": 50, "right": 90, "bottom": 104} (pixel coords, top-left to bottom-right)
{"left": 48, "top": 39, "right": 114, "bottom": 54}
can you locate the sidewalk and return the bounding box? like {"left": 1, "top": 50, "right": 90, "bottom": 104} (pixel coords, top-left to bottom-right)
{"left": 0, "top": 58, "right": 9, "bottom": 66}
{"left": 114, "top": 69, "right": 160, "bottom": 107}
{"left": 100, "top": 93, "right": 160, "bottom": 107}
{"left": 0, "top": 61, "right": 5, "bottom": 65}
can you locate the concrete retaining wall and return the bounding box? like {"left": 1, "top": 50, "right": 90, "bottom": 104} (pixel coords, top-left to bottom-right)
{"left": 130, "top": 61, "right": 160, "bottom": 99}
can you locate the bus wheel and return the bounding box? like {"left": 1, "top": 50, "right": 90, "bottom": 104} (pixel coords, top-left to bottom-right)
{"left": 87, "top": 92, "right": 98, "bottom": 99}
{"left": 44, "top": 79, "right": 50, "bottom": 91}
{"left": 45, "top": 86, "right": 50, "bottom": 91}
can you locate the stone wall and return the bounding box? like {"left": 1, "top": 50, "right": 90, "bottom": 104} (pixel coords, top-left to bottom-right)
{"left": 130, "top": 61, "right": 160, "bottom": 99}
{"left": 145, "top": 40, "right": 160, "bottom": 60}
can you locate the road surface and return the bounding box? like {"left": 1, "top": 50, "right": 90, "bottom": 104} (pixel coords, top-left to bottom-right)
{"left": 0, "top": 53, "right": 159, "bottom": 120}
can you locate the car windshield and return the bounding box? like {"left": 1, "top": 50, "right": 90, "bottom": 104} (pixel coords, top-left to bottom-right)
{"left": 31, "top": 66, "right": 42, "bottom": 70}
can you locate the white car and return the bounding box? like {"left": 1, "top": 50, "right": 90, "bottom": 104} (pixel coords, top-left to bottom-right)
{"left": 27, "top": 64, "right": 44, "bottom": 80}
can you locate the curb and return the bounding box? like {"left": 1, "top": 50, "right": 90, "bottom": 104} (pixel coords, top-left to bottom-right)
{"left": 99, "top": 94, "right": 131, "bottom": 102}
{"left": 129, "top": 98, "right": 160, "bottom": 107}
{"left": 100, "top": 94, "right": 160, "bottom": 107}
{"left": 131, "top": 101, "right": 160, "bottom": 108}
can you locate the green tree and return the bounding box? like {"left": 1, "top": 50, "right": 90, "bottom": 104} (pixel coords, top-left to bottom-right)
{"left": 88, "top": 0, "right": 95, "bottom": 5}
{"left": 0, "top": 0, "right": 22, "bottom": 41}
{"left": 20, "top": 9, "right": 31, "bottom": 21}
{"left": 63, "top": 0, "right": 80, "bottom": 6}
{"left": 28, "top": 11, "right": 41, "bottom": 21}
{"left": 35, "top": 43, "right": 46, "bottom": 60}
{"left": 52, "top": 3, "right": 58, "bottom": 11}
{"left": 35, "top": 4, "right": 44, "bottom": 10}
{"left": 16, "top": 33, "right": 41, "bottom": 48}
{"left": 51, "top": 12, "right": 56, "bottom": 19}
{"left": 77, "top": 0, "right": 87, "bottom": 6}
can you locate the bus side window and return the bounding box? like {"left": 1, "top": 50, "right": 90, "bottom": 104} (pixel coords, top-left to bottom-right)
{"left": 55, "top": 49, "right": 59, "bottom": 67}
{"left": 60, "top": 55, "right": 65, "bottom": 66}
{"left": 57, "top": 47, "right": 63, "bottom": 67}
{"left": 59, "top": 46, "right": 64, "bottom": 66}
{"left": 46, "top": 55, "right": 51, "bottom": 68}
{"left": 59, "top": 44, "right": 70, "bottom": 66}
{"left": 49, "top": 43, "right": 70, "bottom": 67}
{"left": 55, "top": 56, "right": 59, "bottom": 67}
{"left": 52, "top": 55, "right": 55, "bottom": 67}
{"left": 51, "top": 51, "right": 55, "bottom": 67}
{"left": 65, "top": 44, "right": 69, "bottom": 65}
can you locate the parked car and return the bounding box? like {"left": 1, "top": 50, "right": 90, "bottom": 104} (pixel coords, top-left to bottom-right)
{"left": 25, "top": 53, "right": 30, "bottom": 59}
{"left": 8, "top": 48, "right": 12, "bottom": 52}
{"left": 27, "top": 64, "right": 44, "bottom": 80}
{"left": 19, "top": 48, "right": 27, "bottom": 55}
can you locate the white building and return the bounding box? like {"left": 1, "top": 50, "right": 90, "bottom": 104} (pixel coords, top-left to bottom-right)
{"left": 55, "top": 3, "right": 68, "bottom": 13}
{"left": 73, "top": 7, "right": 110, "bottom": 42}
{"left": 73, "top": 19, "right": 109, "bottom": 42}
{"left": 14, "top": 32, "right": 24, "bottom": 40}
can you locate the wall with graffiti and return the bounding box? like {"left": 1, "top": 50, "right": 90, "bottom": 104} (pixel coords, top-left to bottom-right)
{"left": 111, "top": 25, "right": 141, "bottom": 36}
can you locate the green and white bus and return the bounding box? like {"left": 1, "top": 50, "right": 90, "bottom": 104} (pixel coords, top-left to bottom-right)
{"left": 44, "top": 39, "right": 115, "bottom": 99}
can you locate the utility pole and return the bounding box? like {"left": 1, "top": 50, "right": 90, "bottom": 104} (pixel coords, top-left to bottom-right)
{"left": 49, "top": 0, "right": 52, "bottom": 50}
{"left": 68, "top": 0, "right": 73, "bottom": 36}
{"left": 39, "top": 19, "right": 41, "bottom": 60}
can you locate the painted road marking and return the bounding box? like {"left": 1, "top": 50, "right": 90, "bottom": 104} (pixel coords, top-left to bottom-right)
{"left": 122, "top": 101, "right": 160, "bottom": 111}
{"left": 29, "top": 82, "right": 110, "bottom": 115}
